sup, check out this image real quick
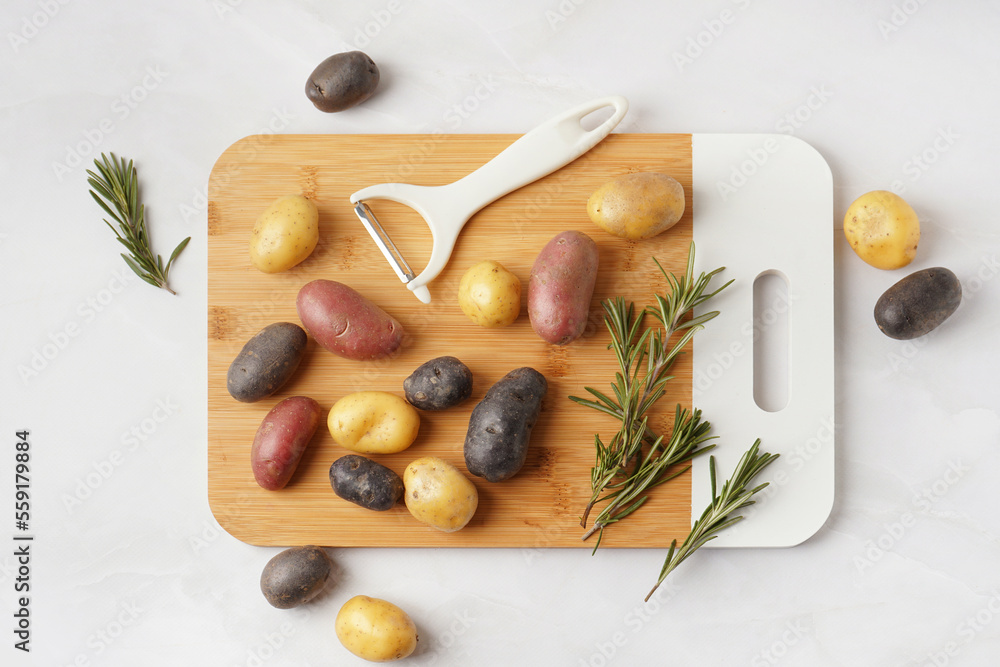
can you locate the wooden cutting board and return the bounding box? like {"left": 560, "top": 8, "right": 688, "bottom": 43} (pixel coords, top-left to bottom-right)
{"left": 207, "top": 132, "right": 698, "bottom": 548}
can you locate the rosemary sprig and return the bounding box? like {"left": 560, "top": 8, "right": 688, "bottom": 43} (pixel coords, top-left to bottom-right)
{"left": 569, "top": 242, "right": 732, "bottom": 544}
{"left": 645, "top": 441, "right": 779, "bottom": 601}
{"left": 87, "top": 153, "right": 190, "bottom": 295}
{"left": 581, "top": 405, "right": 716, "bottom": 550}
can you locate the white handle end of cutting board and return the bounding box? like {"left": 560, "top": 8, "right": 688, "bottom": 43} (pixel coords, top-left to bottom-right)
{"left": 691, "top": 134, "right": 835, "bottom": 548}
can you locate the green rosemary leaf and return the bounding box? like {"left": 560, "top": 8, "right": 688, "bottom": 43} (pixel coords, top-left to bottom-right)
{"left": 571, "top": 243, "right": 731, "bottom": 538}
{"left": 88, "top": 153, "right": 188, "bottom": 295}
{"left": 571, "top": 242, "right": 777, "bottom": 599}
{"left": 644, "top": 442, "right": 779, "bottom": 601}
{"left": 120, "top": 253, "right": 146, "bottom": 280}
{"left": 167, "top": 236, "right": 191, "bottom": 271}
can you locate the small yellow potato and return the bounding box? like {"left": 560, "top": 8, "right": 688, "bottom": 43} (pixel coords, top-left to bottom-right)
{"left": 843, "top": 190, "right": 920, "bottom": 270}
{"left": 249, "top": 194, "right": 319, "bottom": 273}
{"left": 587, "top": 172, "right": 685, "bottom": 240}
{"left": 328, "top": 391, "right": 420, "bottom": 455}
{"left": 335, "top": 595, "right": 418, "bottom": 662}
{"left": 458, "top": 260, "right": 521, "bottom": 327}
{"left": 403, "top": 456, "right": 478, "bottom": 532}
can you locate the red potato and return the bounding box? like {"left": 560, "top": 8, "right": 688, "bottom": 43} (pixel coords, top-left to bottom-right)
{"left": 251, "top": 396, "right": 322, "bottom": 490}
{"left": 528, "top": 230, "right": 600, "bottom": 345}
{"left": 296, "top": 279, "right": 404, "bottom": 360}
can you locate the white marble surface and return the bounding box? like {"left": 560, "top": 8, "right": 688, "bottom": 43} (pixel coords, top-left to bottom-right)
{"left": 3, "top": 1, "right": 1000, "bottom": 665}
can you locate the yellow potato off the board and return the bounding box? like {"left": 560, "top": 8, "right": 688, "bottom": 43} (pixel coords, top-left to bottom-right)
{"left": 335, "top": 595, "right": 418, "bottom": 662}
{"left": 843, "top": 190, "right": 920, "bottom": 270}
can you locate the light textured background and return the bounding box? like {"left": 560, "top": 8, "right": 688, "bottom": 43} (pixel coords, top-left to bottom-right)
{"left": 3, "top": 1, "right": 999, "bottom": 665}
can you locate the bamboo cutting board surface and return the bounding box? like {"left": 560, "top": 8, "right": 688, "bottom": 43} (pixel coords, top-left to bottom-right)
{"left": 208, "top": 132, "right": 694, "bottom": 548}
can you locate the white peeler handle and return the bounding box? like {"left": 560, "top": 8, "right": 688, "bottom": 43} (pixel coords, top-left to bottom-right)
{"left": 350, "top": 96, "right": 629, "bottom": 304}
{"left": 446, "top": 95, "right": 629, "bottom": 215}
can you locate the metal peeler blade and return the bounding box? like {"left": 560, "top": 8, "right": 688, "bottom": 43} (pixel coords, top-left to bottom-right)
{"left": 353, "top": 201, "right": 415, "bottom": 283}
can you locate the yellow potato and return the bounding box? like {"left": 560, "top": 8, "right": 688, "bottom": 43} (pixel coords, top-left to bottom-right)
{"left": 403, "top": 457, "right": 478, "bottom": 532}
{"left": 249, "top": 195, "right": 319, "bottom": 273}
{"left": 587, "top": 172, "right": 685, "bottom": 240}
{"left": 336, "top": 595, "right": 418, "bottom": 662}
{"left": 843, "top": 190, "right": 920, "bottom": 270}
{"left": 458, "top": 260, "right": 521, "bottom": 328}
{"left": 328, "top": 391, "right": 420, "bottom": 455}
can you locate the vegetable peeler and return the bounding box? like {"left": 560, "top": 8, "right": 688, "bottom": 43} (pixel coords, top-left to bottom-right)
{"left": 350, "top": 95, "right": 629, "bottom": 304}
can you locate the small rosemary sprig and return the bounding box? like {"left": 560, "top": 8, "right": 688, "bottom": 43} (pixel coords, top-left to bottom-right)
{"left": 87, "top": 153, "right": 190, "bottom": 295}
{"left": 645, "top": 441, "right": 779, "bottom": 601}
{"left": 569, "top": 242, "right": 732, "bottom": 546}
{"left": 580, "top": 405, "right": 716, "bottom": 549}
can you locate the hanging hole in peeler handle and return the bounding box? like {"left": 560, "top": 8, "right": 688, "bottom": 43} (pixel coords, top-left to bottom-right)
{"left": 579, "top": 104, "right": 616, "bottom": 132}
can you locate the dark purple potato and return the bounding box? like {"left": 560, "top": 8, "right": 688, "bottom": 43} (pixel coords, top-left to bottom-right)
{"left": 874, "top": 267, "right": 962, "bottom": 340}
{"left": 260, "top": 546, "right": 333, "bottom": 609}
{"left": 227, "top": 322, "right": 308, "bottom": 402}
{"left": 403, "top": 356, "right": 474, "bottom": 411}
{"left": 329, "top": 455, "right": 404, "bottom": 511}
{"left": 305, "top": 51, "right": 379, "bottom": 112}
{"left": 464, "top": 367, "right": 547, "bottom": 482}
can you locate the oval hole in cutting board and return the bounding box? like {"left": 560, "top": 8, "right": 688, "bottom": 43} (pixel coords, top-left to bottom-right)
{"left": 752, "top": 270, "right": 789, "bottom": 412}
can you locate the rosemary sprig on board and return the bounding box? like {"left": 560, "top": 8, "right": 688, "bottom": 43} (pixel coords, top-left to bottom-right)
{"left": 579, "top": 404, "right": 716, "bottom": 547}
{"left": 645, "top": 441, "right": 779, "bottom": 601}
{"left": 569, "top": 242, "right": 732, "bottom": 548}
{"left": 87, "top": 153, "right": 190, "bottom": 295}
